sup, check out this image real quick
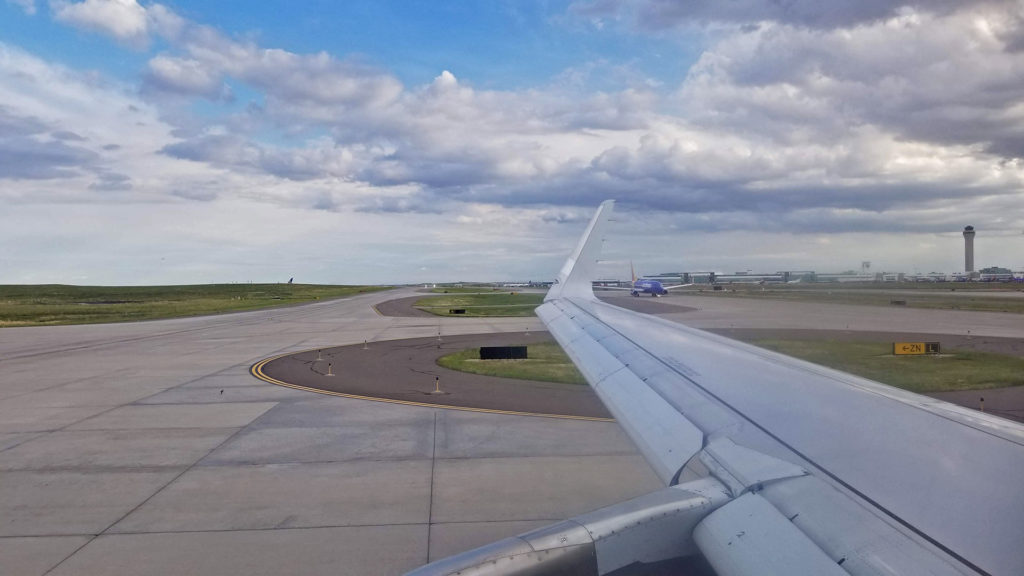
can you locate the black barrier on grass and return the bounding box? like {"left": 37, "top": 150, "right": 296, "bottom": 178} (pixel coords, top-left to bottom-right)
{"left": 480, "top": 346, "right": 528, "bottom": 360}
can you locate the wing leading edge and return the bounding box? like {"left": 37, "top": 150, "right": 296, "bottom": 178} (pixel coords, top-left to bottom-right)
{"left": 406, "top": 200, "right": 1024, "bottom": 576}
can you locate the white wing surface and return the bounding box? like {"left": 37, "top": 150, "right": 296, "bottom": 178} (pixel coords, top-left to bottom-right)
{"left": 406, "top": 200, "right": 1024, "bottom": 576}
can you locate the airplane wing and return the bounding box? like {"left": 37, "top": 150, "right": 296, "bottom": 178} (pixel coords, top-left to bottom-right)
{"left": 406, "top": 200, "right": 1024, "bottom": 576}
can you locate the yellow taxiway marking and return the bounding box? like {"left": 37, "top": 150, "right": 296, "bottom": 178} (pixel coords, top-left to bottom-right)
{"left": 250, "top": 349, "right": 615, "bottom": 422}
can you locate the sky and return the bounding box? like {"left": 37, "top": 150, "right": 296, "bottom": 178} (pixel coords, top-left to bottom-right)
{"left": 1, "top": 0, "right": 1023, "bottom": 285}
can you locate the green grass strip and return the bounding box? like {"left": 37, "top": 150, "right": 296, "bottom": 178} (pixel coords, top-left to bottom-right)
{"left": 414, "top": 292, "right": 544, "bottom": 317}
{"left": 0, "top": 284, "right": 389, "bottom": 327}
{"left": 438, "top": 334, "right": 1022, "bottom": 393}
{"left": 437, "top": 341, "right": 586, "bottom": 385}
{"left": 753, "top": 339, "right": 1024, "bottom": 393}
{"left": 694, "top": 284, "right": 1024, "bottom": 314}
{"left": 429, "top": 286, "right": 508, "bottom": 294}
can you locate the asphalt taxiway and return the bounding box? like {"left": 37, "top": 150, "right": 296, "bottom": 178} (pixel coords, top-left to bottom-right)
{"left": 0, "top": 288, "right": 654, "bottom": 576}
{"left": 375, "top": 293, "right": 1024, "bottom": 421}
{"left": 3, "top": 288, "right": 1024, "bottom": 575}
{"left": 253, "top": 332, "right": 611, "bottom": 419}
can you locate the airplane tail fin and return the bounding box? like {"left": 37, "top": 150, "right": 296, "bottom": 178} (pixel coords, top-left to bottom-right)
{"left": 545, "top": 200, "right": 615, "bottom": 301}
{"left": 630, "top": 261, "right": 637, "bottom": 283}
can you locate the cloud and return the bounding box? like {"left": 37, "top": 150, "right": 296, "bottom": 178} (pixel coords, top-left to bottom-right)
{"left": 88, "top": 170, "right": 131, "bottom": 191}
{"left": 233, "top": 49, "right": 404, "bottom": 113}
{"left": 540, "top": 209, "right": 592, "bottom": 224}
{"left": 0, "top": 105, "right": 98, "bottom": 179}
{"left": 21, "top": 0, "right": 1024, "bottom": 251}
{"left": 50, "top": 129, "right": 87, "bottom": 141}
{"left": 169, "top": 184, "right": 217, "bottom": 202}
{"left": 679, "top": 6, "right": 1024, "bottom": 153}
{"left": 127, "top": 3, "right": 1024, "bottom": 242}
{"left": 354, "top": 193, "right": 445, "bottom": 215}
{"left": 0, "top": 105, "right": 47, "bottom": 137}
{"left": 570, "top": 0, "right": 970, "bottom": 30}
{"left": 51, "top": 0, "right": 149, "bottom": 48}
{"left": 126, "top": 8, "right": 404, "bottom": 115}
{"left": 143, "top": 55, "right": 232, "bottom": 100}
{"left": 0, "top": 133, "right": 97, "bottom": 179}
{"left": 7, "top": 0, "right": 35, "bottom": 15}
{"left": 157, "top": 65, "right": 658, "bottom": 191}
{"left": 161, "top": 133, "right": 371, "bottom": 182}
{"left": 0, "top": 43, "right": 234, "bottom": 204}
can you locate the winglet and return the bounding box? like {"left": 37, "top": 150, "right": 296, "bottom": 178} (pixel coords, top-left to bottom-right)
{"left": 545, "top": 200, "right": 614, "bottom": 301}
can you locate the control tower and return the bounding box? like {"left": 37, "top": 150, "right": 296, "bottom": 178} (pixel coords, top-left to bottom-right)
{"left": 963, "top": 226, "right": 975, "bottom": 273}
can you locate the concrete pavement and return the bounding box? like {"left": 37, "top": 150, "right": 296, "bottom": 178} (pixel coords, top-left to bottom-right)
{"left": 3, "top": 288, "right": 1023, "bottom": 575}
{"left": 0, "top": 289, "right": 654, "bottom": 576}
{"left": 255, "top": 332, "right": 611, "bottom": 418}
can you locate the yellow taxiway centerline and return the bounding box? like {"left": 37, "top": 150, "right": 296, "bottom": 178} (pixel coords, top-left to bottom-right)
{"left": 250, "top": 348, "right": 614, "bottom": 422}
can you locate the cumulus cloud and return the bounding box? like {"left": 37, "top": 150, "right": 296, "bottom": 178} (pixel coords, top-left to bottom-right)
{"left": 455, "top": 3, "right": 1012, "bottom": 239}
{"left": 51, "top": 0, "right": 149, "bottom": 47}
{"left": 161, "top": 132, "right": 373, "bottom": 182}
{"left": 139, "top": 3, "right": 1024, "bottom": 240}
{"left": 143, "top": 55, "right": 232, "bottom": 100}
{"left": 42, "top": 3, "right": 662, "bottom": 197}
{"left": 678, "top": 6, "right": 1024, "bottom": 158}
{"left": 154, "top": 63, "right": 659, "bottom": 198}
{"left": 4, "top": 0, "right": 1024, "bottom": 280}
{"left": 25, "top": 0, "right": 1024, "bottom": 248}
{"left": 0, "top": 43, "right": 232, "bottom": 204}
{"left": 118, "top": 6, "right": 405, "bottom": 115}
{"left": 233, "top": 49, "right": 404, "bottom": 113}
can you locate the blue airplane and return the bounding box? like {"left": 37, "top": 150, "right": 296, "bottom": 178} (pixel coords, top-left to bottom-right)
{"left": 631, "top": 277, "right": 670, "bottom": 296}
{"left": 607, "top": 263, "right": 693, "bottom": 297}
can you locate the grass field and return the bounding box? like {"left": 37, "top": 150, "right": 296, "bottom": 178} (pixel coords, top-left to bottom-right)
{"left": 689, "top": 282, "right": 1024, "bottom": 314}
{"left": 428, "top": 286, "right": 505, "bottom": 294}
{"left": 439, "top": 333, "right": 1024, "bottom": 393}
{"left": 751, "top": 339, "right": 1024, "bottom": 393}
{"left": 0, "top": 284, "right": 388, "bottom": 327}
{"left": 436, "top": 341, "right": 586, "bottom": 385}
{"left": 415, "top": 292, "right": 544, "bottom": 317}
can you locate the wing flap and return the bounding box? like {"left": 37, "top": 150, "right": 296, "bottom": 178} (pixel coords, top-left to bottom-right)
{"left": 694, "top": 492, "right": 848, "bottom": 576}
